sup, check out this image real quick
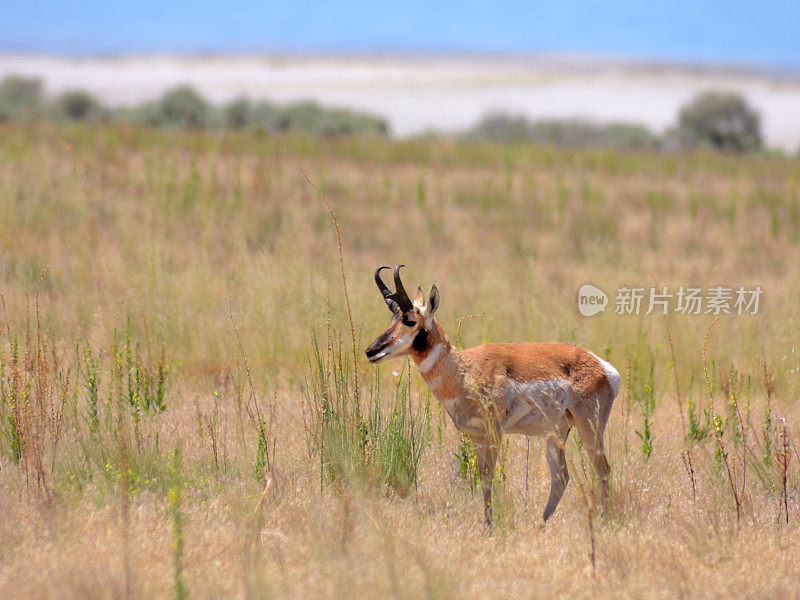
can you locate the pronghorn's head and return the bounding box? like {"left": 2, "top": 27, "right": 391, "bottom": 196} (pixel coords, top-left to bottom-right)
{"left": 365, "top": 265, "right": 439, "bottom": 364}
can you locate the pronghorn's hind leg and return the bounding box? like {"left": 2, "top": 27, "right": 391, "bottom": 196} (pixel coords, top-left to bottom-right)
{"left": 542, "top": 425, "right": 571, "bottom": 523}
{"left": 470, "top": 434, "right": 500, "bottom": 528}
{"left": 571, "top": 392, "right": 614, "bottom": 510}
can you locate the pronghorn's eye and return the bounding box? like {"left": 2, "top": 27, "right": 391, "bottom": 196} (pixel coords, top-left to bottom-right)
{"left": 402, "top": 317, "right": 417, "bottom": 327}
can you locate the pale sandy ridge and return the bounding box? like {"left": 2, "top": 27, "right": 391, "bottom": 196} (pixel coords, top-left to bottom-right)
{"left": 2, "top": 53, "right": 799, "bottom": 151}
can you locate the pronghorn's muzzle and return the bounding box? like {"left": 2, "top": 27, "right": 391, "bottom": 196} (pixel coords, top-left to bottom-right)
{"left": 365, "top": 333, "right": 392, "bottom": 363}
{"left": 365, "top": 346, "right": 389, "bottom": 363}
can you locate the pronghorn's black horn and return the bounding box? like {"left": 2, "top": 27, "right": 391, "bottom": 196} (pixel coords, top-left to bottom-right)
{"left": 374, "top": 265, "right": 413, "bottom": 313}
{"left": 393, "top": 265, "right": 410, "bottom": 307}
{"left": 375, "top": 266, "right": 392, "bottom": 300}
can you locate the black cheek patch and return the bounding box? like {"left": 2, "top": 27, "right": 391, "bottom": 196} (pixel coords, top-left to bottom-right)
{"left": 412, "top": 329, "right": 429, "bottom": 352}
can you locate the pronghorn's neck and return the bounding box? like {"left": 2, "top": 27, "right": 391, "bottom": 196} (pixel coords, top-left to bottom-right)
{"left": 409, "top": 319, "right": 463, "bottom": 407}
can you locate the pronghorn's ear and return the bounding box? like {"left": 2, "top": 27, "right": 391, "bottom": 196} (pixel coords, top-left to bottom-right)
{"left": 413, "top": 286, "right": 425, "bottom": 308}
{"left": 427, "top": 284, "right": 439, "bottom": 315}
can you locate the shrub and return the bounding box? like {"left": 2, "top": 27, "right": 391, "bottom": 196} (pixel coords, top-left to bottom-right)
{"left": 278, "top": 100, "right": 390, "bottom": 137}
{"left": 250, "top": 101, "right": 282, "bottom": 132}
{"left": 55, "top": 90, "right": 107, "bottom": 123}
{"left": 465, "top": 112, "right": 532, "bottom": 144}
{"left": 529, "top": 119, "right": 657, "bottom": 150}
{"left": 223, "top": 97, "right": 253, "bottom": 129}
{"left": 465, "top": 112, "right": 658, "bottom": 150}
{"left": 0, "top": 75, "right": 43, "bottom": 121}
{"left": 0, "top": 76, "right": 392, "bottom": 137}
{"left": 158, "top": 85, "right": 210, "bottom": 128}
{"left": 594, "top": 122, "right": 657, "bottom": 150}
{"left": 224, "top": 98, "right": 285, "bottom": 132}
{"left": 675, "top": 91, "right": 762, "bottom": 152}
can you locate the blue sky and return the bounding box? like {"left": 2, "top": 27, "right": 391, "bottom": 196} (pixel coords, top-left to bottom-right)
{"left": 2, "top": 1, "right": 799, "bottom": 68}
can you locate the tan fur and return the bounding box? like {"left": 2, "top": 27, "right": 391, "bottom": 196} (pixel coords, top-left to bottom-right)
{"left": 411, "top": 330, "right": 611, "bottom": 430}
{"left": 459, "top": 342, "right": 615, "bottom": 431}
{"left": 366, "top": 277, "right": 619, "bottom": 527}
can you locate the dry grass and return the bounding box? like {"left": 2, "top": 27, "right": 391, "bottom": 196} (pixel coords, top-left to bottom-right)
{"left": 1, "top": 122, "right": 800, "bottom": 599}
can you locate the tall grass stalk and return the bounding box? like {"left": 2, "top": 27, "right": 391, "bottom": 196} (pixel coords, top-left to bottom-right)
{"left": 703, "top": 317, "right": 746, "bottom": 526}
{"left": 631, "top": 352, "right": 656, "bottom": 460}
{"left": 777, "top": 419, "right": 790, "bottom": 524}
{"left": 169, "top": 447, "right": 187, "bottom": 600}
{"left": 0, "top": 278, "right": 69, "bottom": 499}
{"left": 567, "top": 451, "right": 597, "bottom": 579}
{"left": 119, "top": 433, "right": 132, "bottom": 600}
{"left": 301, "top": 169, "right": 360, "bottom": 409}
{"left": 663, "top": 314, "right": 686, "bottom": 438}
{"left": 230, "top": 304, "right": 275, "bottom": 479}
{"left": 406, "top": 356, "right": 418, "bottom": 495}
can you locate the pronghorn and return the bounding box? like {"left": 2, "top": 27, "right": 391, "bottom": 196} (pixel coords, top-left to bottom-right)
{"left": 365, "top": 265, "right": 620, "bottom": 526}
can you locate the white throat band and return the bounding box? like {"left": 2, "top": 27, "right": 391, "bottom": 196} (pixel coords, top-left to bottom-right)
{"left": 419, "top": 343, "right": 445, "bottom": 373}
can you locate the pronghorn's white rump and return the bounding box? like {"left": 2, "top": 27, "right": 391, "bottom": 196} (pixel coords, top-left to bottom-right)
{"left": 365, "top": 265, "right": 620, "bottom": 527}
{"left": 589, "top": 351, "right": 621, "bottom": 398}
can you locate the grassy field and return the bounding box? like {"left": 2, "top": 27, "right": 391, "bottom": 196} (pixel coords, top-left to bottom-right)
{"left": 1, "top": 122, "right": 799, "bottom": 599}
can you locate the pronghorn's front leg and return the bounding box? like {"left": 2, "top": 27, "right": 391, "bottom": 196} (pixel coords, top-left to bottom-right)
{"left": 470, "top": 434, "right": 500, "bottom": 528}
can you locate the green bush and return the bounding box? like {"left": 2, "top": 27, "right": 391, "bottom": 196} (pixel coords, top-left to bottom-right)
{"left": 465, "top": 112, "right": 658, "bottom": 150}
{"left": 217, "top": 97, "right": 392, "bottom": 136}
{"left": 158, "top": 85, "right": 210, "bottom": 128}
{"left": 530, "top": 119, "right": 657, "bottom": 150}
{"left": 0, "top": 75, "right": 43, "bottom": 121}
{"left": 465, "top": 112, "right": 532, "bottom": 143}
{"left": 0, "top": 75, "right": 393, "bottom": 137}
{"left": 223, "top": 97, "right": 253, "bottom": 129}
{"left": 277, "top": 100, "right": 390, "bottom": 137}
{"left": 223, "top": 98, "right": 287, "bottom": 133}
{"left": 55, "top": 90, "right": 107, "bottom": 123}
{"left": 112, "top": 102, "right": 161, "bottom": 126}
{"left": 250, "top": 101, "right": 282, "bottom": 132}
{"left": 675, "top": 91, "right": 762, "bottom": 153}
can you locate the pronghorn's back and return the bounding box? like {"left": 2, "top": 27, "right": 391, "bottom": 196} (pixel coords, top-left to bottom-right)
{"left": 460, "top": 342, "right": 620, "bottom": 424}
{"left": 461, "top": 342, "right": 618, "bottom": 396}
